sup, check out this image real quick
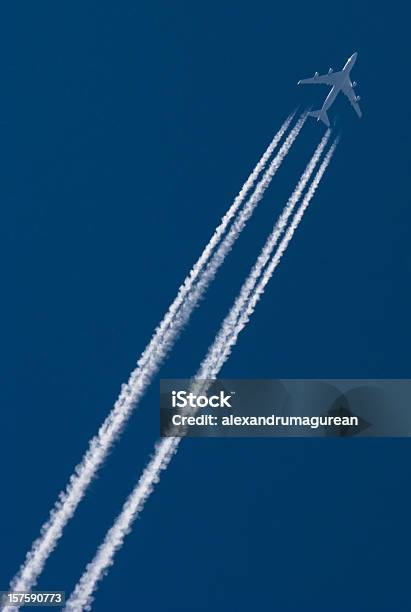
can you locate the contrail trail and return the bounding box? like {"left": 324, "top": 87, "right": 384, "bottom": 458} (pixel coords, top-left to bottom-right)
{"left": 7, "top": 113, "right": 303, "bottom": 599}
{"left": 201, "top": 129, "right": 331, "bottom": 375}
{"left": 146, "top": 113, "right": 307, "bottom": 362}
{"left": 136, "top": 111, "right": 296, "bottom": 373}
{"left": 208, "top": 138, "right": 339, "bottom": 376}
{"left": 64, "top": 137, "right": 338, "bottom": 612}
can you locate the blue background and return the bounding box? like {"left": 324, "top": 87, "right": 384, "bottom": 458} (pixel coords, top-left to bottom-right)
{"left": 1, "top": 1, "right": 410, "bottom": 610}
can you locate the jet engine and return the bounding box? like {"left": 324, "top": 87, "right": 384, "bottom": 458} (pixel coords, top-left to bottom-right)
{"left": 314, "top": 71, "right": 319, "bottom": 77}
{"left": 352, "top": 81, "right": 357, "bottom": 87}
{"left": 328, "top": 68, "right": 333, "bottom": 73}
{"left": 356, "top": 95, "right": 361, "bottom": 102}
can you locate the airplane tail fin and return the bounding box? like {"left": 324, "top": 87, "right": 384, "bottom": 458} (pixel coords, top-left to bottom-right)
{"left": 309, "top": 109, "right": 330, "bottom": 128}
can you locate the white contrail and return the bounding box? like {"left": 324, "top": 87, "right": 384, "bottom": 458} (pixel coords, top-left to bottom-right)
{"left": 211, "top": 138, "right": 339, "bottom": 375}
{"left": 7, "top": 113, "right": 302, "bottom": 599}
{"left": 144, "top": 113, "right": 307, "bottom": 363}
{"left": 136, "top": 111, "right": 296, "bottom": 373}
{"left": 64, "top": 137, "right": 338, "bottom": 612}
{"left": 201, "top": 129, "right": 331, "bottom": 375}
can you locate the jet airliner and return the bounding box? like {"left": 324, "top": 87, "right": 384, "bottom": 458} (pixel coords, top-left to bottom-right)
{"left": 298, "top": 52, "right": 362, "bottom": 127}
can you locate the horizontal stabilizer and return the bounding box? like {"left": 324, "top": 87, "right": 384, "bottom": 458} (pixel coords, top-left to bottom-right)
{"left": 309, "top": 109, "right": 330, "bottom": 128}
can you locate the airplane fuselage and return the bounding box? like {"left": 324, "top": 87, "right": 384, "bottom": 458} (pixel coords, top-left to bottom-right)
{"left": 321, "top": 53, "right": 357, "bottom": 114}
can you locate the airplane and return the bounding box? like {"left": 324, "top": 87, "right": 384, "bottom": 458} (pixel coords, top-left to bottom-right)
{"left": 298, "top": 52, "right": 362, "bottom": 127}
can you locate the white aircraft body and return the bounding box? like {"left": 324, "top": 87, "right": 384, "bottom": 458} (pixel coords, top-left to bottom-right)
{"left": 298, "top": 52, "right": 362, "bottom": 127}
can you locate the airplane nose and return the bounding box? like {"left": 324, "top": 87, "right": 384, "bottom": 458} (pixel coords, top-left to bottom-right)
{"left": 351, "top": 52, "right": 358, "bottom": 60}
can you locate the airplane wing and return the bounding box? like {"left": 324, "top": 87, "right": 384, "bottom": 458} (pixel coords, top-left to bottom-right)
{"left": 341, "top": 81, "right": 362, "bottom": 118}
{"left": 298, "top": 71, "right": 341, "bottom": 86}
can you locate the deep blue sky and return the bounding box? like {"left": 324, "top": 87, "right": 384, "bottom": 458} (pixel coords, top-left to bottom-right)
{"left": 1, "top": 2, "right": 411, "bottom": 610}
